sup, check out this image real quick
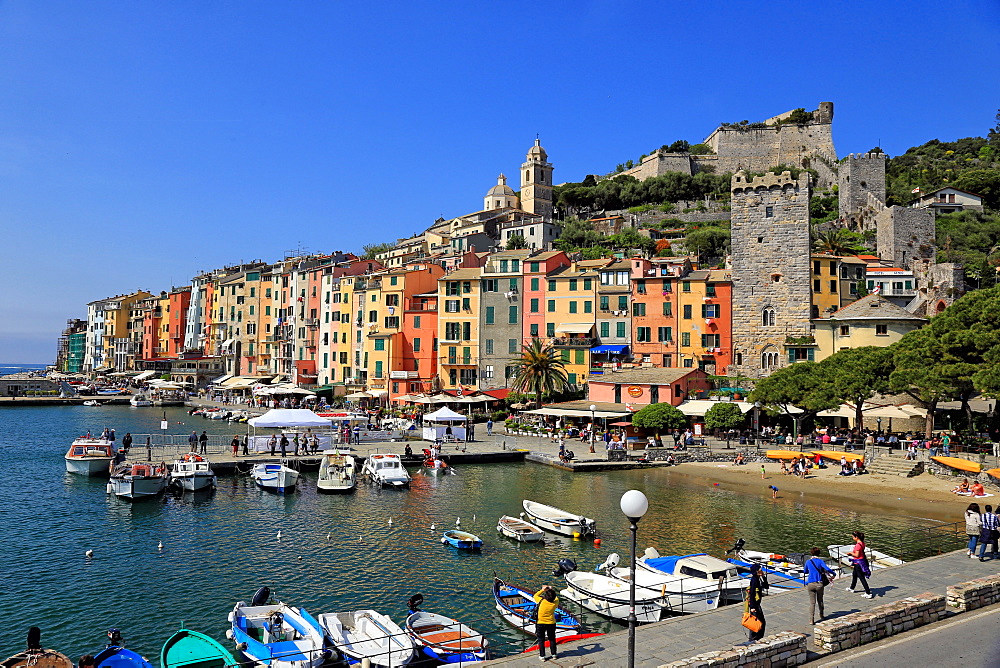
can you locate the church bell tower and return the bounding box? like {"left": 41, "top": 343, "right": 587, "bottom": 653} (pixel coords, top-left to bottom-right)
{"left": 521, "top": 138, "right": 553, "bottom": 220}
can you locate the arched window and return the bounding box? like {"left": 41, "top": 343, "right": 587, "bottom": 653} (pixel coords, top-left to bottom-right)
{"left": 525, "top": 170, "right": 530, "bottom": 182}
{"left": 762, "top": 307, "right": 775, "bottom": 327}
{"left": 761, "top": 351, "right": 779, "bottom": 371}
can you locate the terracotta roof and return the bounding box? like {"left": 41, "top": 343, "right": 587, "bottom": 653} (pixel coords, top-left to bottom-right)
{"left": 439, "top": 268, "right": 483, "bottom": 280}
{"left": 828, "top": 294, "right": 927, "bottom": 322}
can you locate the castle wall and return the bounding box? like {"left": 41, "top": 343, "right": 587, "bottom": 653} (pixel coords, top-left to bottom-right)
{"left": 700, "top": 122, "right": 837, "bottom": 187}
{"left": 621, "top": 152, "right": 693, "bottom": 181}
{"left": 839, "top": 153, "right": 887, "bottom": 223}
{"left": 729, "top": 171, "right": 812, "bottom": 378}
{"left": 875, "top": 206, "right": 935, "bottom": 268}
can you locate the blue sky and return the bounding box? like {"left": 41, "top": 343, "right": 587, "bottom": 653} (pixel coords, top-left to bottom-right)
{"left": 2, "top": 0, "right": 999, "bottom": 363}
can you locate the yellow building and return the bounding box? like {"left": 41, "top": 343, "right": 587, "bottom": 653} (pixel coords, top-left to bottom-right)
{"left": 101, "top": 290, "right": 152, "bottom": 371}
{"left": 811, "top": 255, "right": 868, "bottom": 319}
{"left": 813, "top": 294, "right": 926, "bottom": 361}
{"left": 437, "top": 267, "right": 483, "bottom": 390}
{"left": 543, "top": 262, "right": 600, "bottom": 387}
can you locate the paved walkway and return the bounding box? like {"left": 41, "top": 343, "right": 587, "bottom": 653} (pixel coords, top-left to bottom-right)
{"left": 486, "top": 548, "right": 993, "bottom": 667}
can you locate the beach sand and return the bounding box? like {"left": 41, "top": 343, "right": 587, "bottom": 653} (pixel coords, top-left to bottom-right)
{"left": 662, "top": 460, "right": 983, "bottom": 523}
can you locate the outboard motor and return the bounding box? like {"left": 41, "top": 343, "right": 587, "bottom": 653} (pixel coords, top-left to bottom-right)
{"left": 552, "top": 558, "right": 577, "bottom": 577}
{"left": 106, "top": 628, "right": 124, "bottom": 648}
{"left": 250, "top": 586, "right": 271, "bottom": 607}
{"left": 26, "top": 627, "right": 41, "bottom": 651}
{"left": 407, "top": 594, "right": 424, "bottom": 613}
{"left": 595, "top": 553, "right": 621, "bottom": 573}
{"left": 726, "top": 538, "right": 746, "bottom": 555}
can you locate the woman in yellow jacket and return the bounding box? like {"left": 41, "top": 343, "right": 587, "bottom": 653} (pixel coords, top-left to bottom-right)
{"left": 533, "top": 584, "right": 559, "bottom": 661}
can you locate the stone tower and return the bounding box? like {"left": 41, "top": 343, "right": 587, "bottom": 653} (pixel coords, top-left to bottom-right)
{"left": 729, "top": 170, "right": 812, "bottom": 378}
{"left": 838, "top": 152, "right": 886, "bottom": 226}
{"left": 521, "top": 138, "right": 553, "bottom": 220}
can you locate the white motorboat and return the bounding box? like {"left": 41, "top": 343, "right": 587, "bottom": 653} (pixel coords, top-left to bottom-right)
{"left": 252, "top": 463, "right": 299, "bottom": 493}
{"left": 362, "top": 453, "right": 411, "bottom": 487}
{"left": 108, "top": 462, "right": 170, "bottom": 500}
{"left": 318, "top": 610, "right": 414, "bottom": 668}
{"left": 521, "top": 500, "right": 596, "bottom": 538}
{"left": 228, "top": 591, "right": 328, "bottom": 668}
{"left": 129, "top": 394, "right": 153, "bottom": 407}
{"left": 65, "top": 438, "right": 116, "bottom": 476}
{"left": 170, "top": 453, "right": 217, "bottom": 492}
{"left": 559, "top": 570, "right": 665, "bottom": 623}
{"left": 828, "top": 544, "right": 904, "bottom": 570}
{"left": 636, "top": 549, "right": 744, "bottom": 603}
{"left": 83, "top": 400, "right": 101, "bottom": 407}
{"left": 596, "top": 553, "right": 723, "bottom": 615}
{"left": 497, "top": 515, "right": 545, "bottom": 543}
{"left": 317, "top": 450, "right": 357, "bottom": 493}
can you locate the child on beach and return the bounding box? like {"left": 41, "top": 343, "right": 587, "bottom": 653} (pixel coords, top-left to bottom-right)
{"left": 769, "top": 485, "right": 778, "bottom": 499}
{"left": 761, "top": 464, "right": 766, "bottom": 479}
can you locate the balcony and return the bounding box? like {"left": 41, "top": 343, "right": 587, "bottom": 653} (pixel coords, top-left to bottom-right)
{"left": 440, "top": 356, "right": 477, "bottom": 366}
{"left": 406, "top": 302, "right": 437, "bottom": 312}
{"left": 550, "top": 337, "right": 597, "bottom": 347}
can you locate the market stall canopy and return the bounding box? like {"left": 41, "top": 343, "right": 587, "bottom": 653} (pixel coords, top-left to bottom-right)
{"left": 269, "top": 385, "right": 316, "bottom": 395}
{"left": 392, "top": 394, "right": 418, "bottom": 402}
{"left": 410, "top": 395, "right": 437, "bottom": 404}
{"left": 523, "top": 407, "right": 629, "bottom": 419}
{"left": 817, "top": 403, "right": 877, "bottom": 418}
{"left": 247, "top": 409, "right": 333, "bottom": 428}
{"left": 423, "top": 407, "right": 468, "bottom": 422}
{"left": 367, "top": 389, "right": 387, "bottom": 397}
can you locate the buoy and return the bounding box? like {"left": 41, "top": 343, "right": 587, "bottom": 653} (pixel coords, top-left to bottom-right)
{"left": 157, "top": 541, "right": 163, "bottom": 550}
{"left": 297, "top": 555, "right": 302, "bottom": 560}
{"left": 594, "top": 538, "right": 602, "bottom": 547}
{"left": 106, "top": 483, "right": 113, "bottom": 494}
{"left": 573, "top": 531, "right": 581, "bottom": 539}
{"left": 276, "top": 531, "right": 282, "bottom": 541}
{"left": 713, "top": 482, "right": 720, "bottom": 486}
{"left": 85, "top": 549, "right": 94, "bottom": 558}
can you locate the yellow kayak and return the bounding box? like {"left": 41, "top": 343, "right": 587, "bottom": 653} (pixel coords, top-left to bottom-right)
{"left": 766, "top": 450, "right": 806, "bottom": 461}
{"left": 811, "top": 450, "right": 865, "bottom": 463}
{"left": 930, "top": 456, "right": 982, "bottom": 473}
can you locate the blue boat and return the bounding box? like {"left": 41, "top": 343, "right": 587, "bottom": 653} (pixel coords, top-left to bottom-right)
{"left": 441, "top": 530, "right": 482, "bottom": 550}
{"left": 492, "top": 578, "right": 582, "bottom": 637}
{"left": 227, "top": 588, "right": 330, "bottom": 668}
{"left": 93, "top": 630, "right": 155, "bottom": 668}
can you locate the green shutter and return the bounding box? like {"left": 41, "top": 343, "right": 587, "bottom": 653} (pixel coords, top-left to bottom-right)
{"left": 575, "top": 349, "right": 584, "bottom": 365}
{"left": 485, "top": 306, "right": 494, "bottom": 324}
{"left": 601, "top": 322, "right": 609, "bottom": 337}
{"left": 788, "top": 349, "right": 796, "bottom": 364}
{"left": 561, "top": 349, "right": 570, "bottom": 362}
{"left": 808, "top": 348, "right": 815, "bottom": 362}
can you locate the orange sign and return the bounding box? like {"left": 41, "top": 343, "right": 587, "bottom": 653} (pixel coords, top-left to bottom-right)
{"left": 627, "top": 385, "right": 644, "bottom": 398}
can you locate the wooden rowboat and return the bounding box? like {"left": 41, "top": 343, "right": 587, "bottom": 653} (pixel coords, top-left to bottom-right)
{"left": 404, "top": 611, "right": 487, "bottom": 663}
{"left": 930, "top": 456, "right": 982, "bottom": 474}
{"left": 497, "top": 515, "right": 544, "bottom": 543}
{"left": 161, "top": 627, "right": 238, "bottom": 668}
{"left": 3, "top": 629, "right": 72, "bottom": 668}
{"left": 811, "top": 450, "right": 865, "bottom": 463}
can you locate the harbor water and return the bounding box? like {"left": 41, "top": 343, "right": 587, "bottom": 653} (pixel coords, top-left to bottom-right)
{"left": 2, "top": 403, "right": 941, "bottom": 661}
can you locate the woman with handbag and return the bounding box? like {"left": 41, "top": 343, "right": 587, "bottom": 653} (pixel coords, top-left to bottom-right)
{"left": 965, "top": 502, "right": 983, "bottom": 557}
{"left": 845, "top": 530, "right": 874, "bottom": 598}
{"left": 743, "top": 563, "right": 767, "bottom": 641}
{"left": 804, "top": 547, "right": 837, "bottom": 624}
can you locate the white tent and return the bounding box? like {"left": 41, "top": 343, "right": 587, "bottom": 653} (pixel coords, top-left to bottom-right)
{"left": 248, "top": 409, "right": 333, "bottom": 428}
{"left": 424, "top": 406, "right": 467, "bottom": 421}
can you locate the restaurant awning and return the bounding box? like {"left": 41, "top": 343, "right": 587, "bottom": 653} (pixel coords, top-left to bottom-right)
{"left": 210, "top": 373, "right": 233, "bottom": 384}
{"left": 591, "top": 345, "right": 629, "bottom": 354}
{"left": 556, "top": 323, "right": 594, "bottom": 334}
{"left": 133, "top": 371, "right": 157, "bottom": 381}
{"left": 523, "top": 407, "right": 629, "bottom": 419}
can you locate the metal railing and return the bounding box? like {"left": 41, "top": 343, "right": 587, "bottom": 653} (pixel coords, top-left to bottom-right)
{"left": 881, "top": 520, "right": 968, "bottom": 562}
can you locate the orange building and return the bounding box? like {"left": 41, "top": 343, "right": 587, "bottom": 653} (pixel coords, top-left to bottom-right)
{"left": 586, "top": 368, "right": 711, "bottom": 407}
{"left": 165, "top": 287, "right": 191, "bottom": 358}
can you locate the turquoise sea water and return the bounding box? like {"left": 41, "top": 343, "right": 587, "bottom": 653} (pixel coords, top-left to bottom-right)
{"left": 1, "top": 404, "right": 941, "bottom": 662}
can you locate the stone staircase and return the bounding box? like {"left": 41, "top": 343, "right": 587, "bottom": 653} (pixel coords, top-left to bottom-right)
{"left": 870, "top": 454, "right": 925, "bottom": 477}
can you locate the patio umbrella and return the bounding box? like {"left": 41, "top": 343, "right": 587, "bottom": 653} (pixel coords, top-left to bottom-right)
{"left": 862, "top": 405, "right": 918, "bottom": 420}
{"left": 344, "top": 391, "right": 373, "bottom": 399}
{"left": 410, "top": 395, "right": 437, "bottom": 404}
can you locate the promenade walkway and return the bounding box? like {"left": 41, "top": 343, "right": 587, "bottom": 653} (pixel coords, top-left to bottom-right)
{"left": 486, "top": 548, "right": 990, "bottom": 667}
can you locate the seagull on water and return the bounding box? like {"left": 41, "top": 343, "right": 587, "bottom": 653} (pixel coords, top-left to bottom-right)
{"left": 276, "top": 531, "right": 282, "bottom": 542}
{"left": 85, "top": 549, "right": 94, "bottom": 558}
{"left": 326, "top": 532, "right": 332, "bottom": 540}
{"left": 430, "top": 523, "right": 436, "bottom": 531}
{"left": 157, "top": 541, "right": 163, "bottom": 550}
{"left": 456, "top": 517, "right": 461, "bottom": 526}
{"left": 388, "top": 517, "right": 393, "bottom": 526}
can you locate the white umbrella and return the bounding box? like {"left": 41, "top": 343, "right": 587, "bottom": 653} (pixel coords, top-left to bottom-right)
{"left": 410, "top": 395, "right": 436, "bottom": 404}
{"left": 344, "top": 391, "right": 373, "bottom": 399}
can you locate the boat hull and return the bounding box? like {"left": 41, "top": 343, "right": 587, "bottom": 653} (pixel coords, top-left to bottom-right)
{"left": 319, "top": 610, "right": 414, "bottom": 668}
{"left": 109, "top": 476, "right": 169, "bottom": 500}
{"left": 317, "top": 452, "right": 357, "bottom": 493}
{"left": 66, "top": 456, "right": 114, "bottom": 476}
{"left": 405, "top": 611, "right": 487, "bottom": 664}
{"left": 93, "top": 646, "right": 155, "bottom": 668}
{"left": 442, "top": 530, "right": 483, "bottom": 549}
{"left": 2, "top": 649, "right": 74, "bottom": 668}
{"left": 174, "top": 473, "right": 217, "bottom": 492}
{"left": 497, "top": 516, "right": 545, "bottom": 543}
{"left": 561, "top": 572, "right": 663, "bottom": 623}
{"left": 252, "top": 465, "right": 299, "bottom": 493}
{"left": 229, "top": 601, "right": 328, "bottom": 668}
{"left": 161, "top": 628, "right": 239, "bottom": 668}
{"left": 609, "top": 567, "right": 723, "bottom": 614}
{"left": 827, "top": 544, "right": 904, "bottom": 570}
{"left": 522, "top": 500, "right": 596, "bottom": 538}
{"left": 492, "top": 579, "right": 581, "bottom": 637}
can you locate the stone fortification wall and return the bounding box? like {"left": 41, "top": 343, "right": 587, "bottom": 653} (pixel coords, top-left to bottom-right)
{"left": 729, "top": 171, "right": 812, "bottom": 378}
{"left": 910, "top": 259, "right": 966, "bottom": 313}
{"left": 620, "top": 152, "right": 694, "bottom": 181}
{"left": 875, "top": 205, "right": 936, "bottom": 268}
{"left": 839, "top": 152, "right": 887, "bottom": 222}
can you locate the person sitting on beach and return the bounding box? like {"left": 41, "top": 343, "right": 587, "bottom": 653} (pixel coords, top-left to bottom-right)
{"left": 952, "top": 478, "right": 971, "bottom": 494}
{"left": 780, "top": 460, "right": 789, "bottom": 475}
{"left": 971, "top": 481, "right": 987, "bottom": 497}
{"left": 734, "top": 453, "right": 746, "bottom": 466}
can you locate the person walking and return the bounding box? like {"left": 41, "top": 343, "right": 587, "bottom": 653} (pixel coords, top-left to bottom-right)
{"left": 353, "top": 425, "right": 361, "bottom": 445}
{"left": 231, "top": 435, "right": 240, "bottom": 457}
{"left": 121, "top": 432, "right": 133, "bottom": 454}
{"left": 188, "top": 431, "right": 198, "bottom": 452}
{"left": 293, "top": 432, "right": 300, "bottom": 456}
{"left": 804, "top": 547, "right": 837, "bottom": 624}
{"left": 532, "top": 584, "right": 560, "bottom": 661}
{"left": 199, "top": 431, "right": 208, "bottom": 454}
{"left": 745, "top": 563, "right": 767, "bottom": 641}
{"left": 978, "top": 504, "right": 998, "bottom": 561}
{"left": 241, "top": 435, "right": 249, "bottom": 457}
{"left": 965, "top": 502, "right": 983, "bottom": 558}
{"left": 845, "top": 530, "right": 874, "bottom": 598}
{"left": 486, "top": 418, "right": 493, "bottom": 436}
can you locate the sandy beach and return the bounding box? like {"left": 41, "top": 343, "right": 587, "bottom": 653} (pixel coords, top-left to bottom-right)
{"left": 662, "top": 459, "right": 986, "bottom": 523}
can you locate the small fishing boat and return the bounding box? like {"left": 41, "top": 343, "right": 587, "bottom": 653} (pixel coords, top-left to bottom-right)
{"left": 129, "top": 394, "right": 153, "bottom": 407}
{"left": 227, "top": 589, "right": 328, "bottom": 668}
{"left": 765, "top": 450, "right": 806, "bottom": 460}
{"left": 492, "top": 578, "right": 582, "bottom": 637}
{"left": 171, "top": 454, "right": 217, "bottom": 492}
{"left": 497, "top": 515, "right": 544, "bottom": 543}
{"left": 316, "top": 450, "right": 356, "bottom": 493}
{"left": 827, "top": 544, "right": 904, "bottom": 570}
{"left": 404, "top": 596, "right": 487, "bottom": 664}
{"left": 722, "top": 539, "right": 817, "bottom": 590}
{"left": 109, "top": 462, "right": 170, "bottom": 500}
{"left": 930, "top": 456, "right": 982, "bottom": 474}
{"left": 593, "top": 553, "right": 722, "bottom": 615}
{"left": 362, "top": 453, "right": 411, "bottom": 487}
{"left": 636, "top": 549, "right": 744, "bottom": 603}
{"left": 252, "top": 463, "right": 299, "bottom": 493}
{"left": 160, "top": 626, "right": 239, "bottom": 668}
{"left": 421, "top": 448, "right": 453, "bottom": 476}
{"left": 521, "top": 500, "right": 596, "bottom": 538}
{"left": 93, "top": 629, "right": 155, "bottom": 668}
{"left": 83, "top": 400, "right": 102, "bottom": 407}
{"left": 556, "top": 561, "right": 664, "bottom": 623}
{"left": 441, "top": 530, "right": 483, "bottom": 550}
{"left": 65, "top": 438, "right": 116, "bottom": 476}
{"left": 2, "top": 628, "right": 72, "bottom": 668}
{"left": 318, "top": 610, "right": 414, "bottom": 668}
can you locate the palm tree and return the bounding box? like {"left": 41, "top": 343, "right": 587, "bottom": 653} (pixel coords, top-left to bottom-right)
{"left": 812, "top": 228, "right": 865, "bottom": 255}
{"left": 510, "top": 339, "right": 570, "bottom": 408}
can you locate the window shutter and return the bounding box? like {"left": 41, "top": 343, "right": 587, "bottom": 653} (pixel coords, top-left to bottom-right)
{"left": 807, "top": 348, "right": 815, "bottom": 362}
{"left": 788, "top": 349, "right": 796, "bottom": 364}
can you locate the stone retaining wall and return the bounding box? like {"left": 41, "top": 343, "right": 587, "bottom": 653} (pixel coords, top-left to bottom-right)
{"left": 658, "top": 631, "right": 808, "bottom": 668}
{"left": 813, "top": 592, "right": 944, "bottom": 652}
{"left": 946, "top": 573, "right": 1000, "bottom": 612}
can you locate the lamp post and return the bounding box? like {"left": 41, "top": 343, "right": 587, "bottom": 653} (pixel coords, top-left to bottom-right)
{"left": 589, "top": 404, "right": 596, "bottom": 453}
{"left": 620, "top": 490, "right": 649, "bottom": 668}
{"left": 753, "top": 402, "right": 761, "bottom": 446}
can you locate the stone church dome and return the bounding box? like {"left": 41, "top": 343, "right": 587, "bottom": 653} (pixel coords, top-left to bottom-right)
{"left": 487, "top": 174, "right": 516, "bottom": 197}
